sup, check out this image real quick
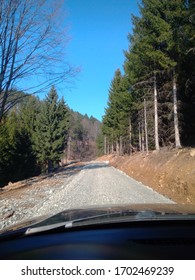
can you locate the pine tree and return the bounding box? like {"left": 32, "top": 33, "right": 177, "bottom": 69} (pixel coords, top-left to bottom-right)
{"left": 19, "top": 95, "right": 40, "bottom": 138}
{"left": 0, "top": 109, "right": 38, "bottom": 186}
{"left": 102, "top": 69, "right": 133, "bottom": 155}
{"left": 102, "top": 0, "right": 194, "bottom": 151}
{"left": 33, "top": 86, "right": 69, "bottom": 172}
{"left": 96, "top": 130, "right": 104, "bottom": 156}
{"left": 123, "top": 0, "right": 194, "bottom": 149}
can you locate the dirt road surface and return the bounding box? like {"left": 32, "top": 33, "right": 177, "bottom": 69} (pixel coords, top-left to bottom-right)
{"left": 0, "top": 161, "right": 173, "bottom": 230}
{"left": 60, "top": 162, "right": 173, "bottom": 207}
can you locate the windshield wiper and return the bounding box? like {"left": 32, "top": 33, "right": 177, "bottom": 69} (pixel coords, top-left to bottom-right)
{"left": 25, "top": 212, "right": 122, "bottom": 235}
{"left": 25, "top": 210, "right": 195, "bottom": 235}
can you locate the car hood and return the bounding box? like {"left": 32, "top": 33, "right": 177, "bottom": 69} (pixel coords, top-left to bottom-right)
{"left": 1, "top": 203, "right": 195, "bottom": 234}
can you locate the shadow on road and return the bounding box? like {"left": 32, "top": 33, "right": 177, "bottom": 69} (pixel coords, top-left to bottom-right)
{"left": 82, "top": 163, "right": 109, "bottom": 170}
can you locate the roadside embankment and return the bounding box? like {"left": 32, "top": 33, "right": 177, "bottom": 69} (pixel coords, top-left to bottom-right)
{"left": 97, "top": 148, "right": 195, "bottom": 204}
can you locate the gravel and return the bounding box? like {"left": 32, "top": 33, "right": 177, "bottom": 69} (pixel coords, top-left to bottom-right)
{"left": 0, "top": 162, "right": 174, "bottom": 231}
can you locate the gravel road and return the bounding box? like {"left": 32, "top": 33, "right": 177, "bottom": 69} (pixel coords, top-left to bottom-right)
{"left": 58, "top": 162, "right": 173, "bottom": 207}
{"left": 0, "top": 161, "right": 173, "bottom": 230}
{"left": 23, "top": 161, "right": 174, "bottom": 216}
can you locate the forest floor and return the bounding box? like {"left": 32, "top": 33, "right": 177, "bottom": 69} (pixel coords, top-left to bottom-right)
{"left": 97, "top": 148, "right": 195, "bottom": 204}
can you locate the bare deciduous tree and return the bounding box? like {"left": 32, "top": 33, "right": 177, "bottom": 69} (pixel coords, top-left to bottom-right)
{"left": 0, "top": 0, "right": 77, "bottom": 121}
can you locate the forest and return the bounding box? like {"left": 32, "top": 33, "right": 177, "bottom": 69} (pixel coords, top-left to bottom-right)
{"left": 0, "top": 87, "right": 101, "bottom": 187}
{"left": 100, "top": 0, "right": 195, "bottom": 155}
{"left": 0, "top": 0, "right": 194, "bottom": 187}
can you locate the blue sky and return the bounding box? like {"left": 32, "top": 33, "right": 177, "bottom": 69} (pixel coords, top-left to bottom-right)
{"left": 61, "top": 0, "right": 140, "bottom": 121}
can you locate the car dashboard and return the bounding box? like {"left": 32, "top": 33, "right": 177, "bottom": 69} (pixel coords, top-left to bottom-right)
{"left": 0, "top": 219, "right": 195, "bottom": 259}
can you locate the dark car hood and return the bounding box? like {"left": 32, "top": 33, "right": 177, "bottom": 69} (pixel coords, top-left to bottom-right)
{"left": 1, "top": 203, "right": 195, "bottom": 234}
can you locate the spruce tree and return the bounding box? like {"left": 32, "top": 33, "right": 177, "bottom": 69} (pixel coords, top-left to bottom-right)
{"left": 34, "top": 86, "right": 69, "bottom": 172}
{"left": 102, "top": 0, "right": 195, "bottom": 151}
{"left": 0, "top": 110, "right": 38, "bottom": 186}
{"left": 102, "top": 69, "right": 132, "bottom": 155}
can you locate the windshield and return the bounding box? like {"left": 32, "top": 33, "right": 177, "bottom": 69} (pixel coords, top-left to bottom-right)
{"left": 0, "top": 0, "right": 195, "bottom": 233}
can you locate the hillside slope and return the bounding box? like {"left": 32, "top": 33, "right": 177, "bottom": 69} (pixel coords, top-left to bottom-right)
{"left": 97, "top": 148, "right": 195, "bottom": 204}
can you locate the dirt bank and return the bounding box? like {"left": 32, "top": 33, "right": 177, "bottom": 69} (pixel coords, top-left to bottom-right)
{"left": 97, "top": 148, "right": 195, "bottom": 204}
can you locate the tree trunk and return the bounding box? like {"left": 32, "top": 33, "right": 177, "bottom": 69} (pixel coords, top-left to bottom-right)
{"left": 129, "top": 116, "right": 132, "bottom": 155}
{"left": 144, "top": 99, "right": 149, "bottom": 154}
{"left": 119, "top": 136, "right": 123, "bottom": 156}
{"left": 154, "top": 72, "right": 160, "bottom": 150}
{"left": 141, "top": 120, "right": 145, "bottom": 152}
{"left": 47, "top": 160, "right": 53, "bottom": 173}
{"left": 67, "top": 136, "right": 71, "bottom": 162}
{"left": 104, "top": 135, "right": 107, "bottom": 155}
{"left": 107, "top": 143, "right": 110, "bottom": 154}
{"left": 111, "top": 141, "right": 114, "bottom": 154}
{"left": 173, "top": 72, "right": 182, "bottom": 148}
{"left": 111, "top": 132, "right": 114, "bottom": 153}
{"left": 116, "top": 140, "right": 119, "bottom": 156}
{"left": 139, "top": 122, "right": 142, "bottom": 151}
